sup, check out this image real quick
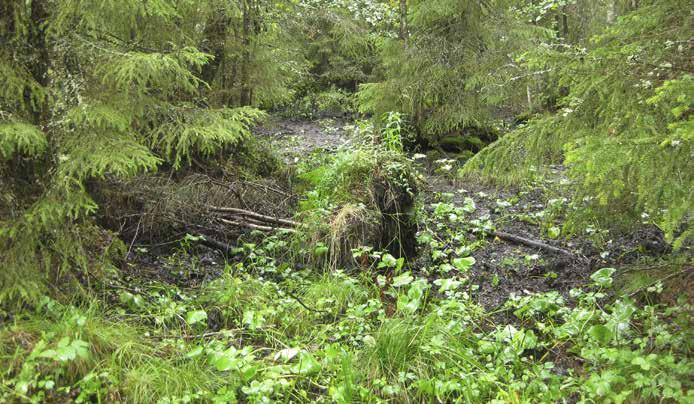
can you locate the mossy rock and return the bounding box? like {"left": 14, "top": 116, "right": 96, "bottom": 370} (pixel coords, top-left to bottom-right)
{"left": 437, "top": 126, "right": 499, "bottom": 153}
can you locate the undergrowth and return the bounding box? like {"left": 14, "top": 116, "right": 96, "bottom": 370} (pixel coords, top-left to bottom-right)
{"left": 294, "top": 118, "right": 419, "bottom": 268}
{"left": 2, "top": 192, "right": 691, "bottom": 402}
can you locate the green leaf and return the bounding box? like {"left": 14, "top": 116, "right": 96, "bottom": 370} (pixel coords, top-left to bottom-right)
{"left": 394, "top": 257, "right": 405, "bottom": 272}
{"left": 186, "top": 310, "right": 208, "bottom": 325}
{"left": 631, "top": 356, "right": 652, "bottom": 371}
{"left": 314, "top": 244, "right": 329, "bottom": 257}
{"left": 392, "top": 272, "right": 414, "bottom": 287}
{"left": 292, "top": 352, "right": 321, "bottom": 375}
{"left": 243, "top": 310, "right": 266, "bottom": 330}
{"left": 433, "top": 278, "right": 462, "bottom": 292}
{"left": 452, "top": 256, "right": 476, "bottom": 271}
{"left": 588, "top": 324, "right": 613, "bottom": 345}
{"left": 590, "top": 268, "right": 616, "bottom": 288}
{"left": 71, "top": 339, "right": 90, "bottom": 360}
{"left": 186, "top": 346, "right": 204, "bottom": 358}
{"left": 379, "top": 253, "right": 398, "bottom": 268}
{"left": 212, "top": 354, "right": 238, "bottom": 372}
{"left": 397, "top": 279, "right": 428, "bottom": 314}
{"left": 548, "top": 226, "right": 561, "bottom": 239}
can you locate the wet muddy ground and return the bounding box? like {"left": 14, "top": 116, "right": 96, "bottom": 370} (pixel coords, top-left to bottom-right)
{"left": 255, "top": 117, "right": 352, "bottom": 163}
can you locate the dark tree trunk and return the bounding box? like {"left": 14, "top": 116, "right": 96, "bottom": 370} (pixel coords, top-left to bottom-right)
{"left": 555, "top": 8, "right": 568, "bottom": 40}
{"left": 399, "top": 0, "right": 408, "bottom": 42}
{"left": 200, "top": 11, "right": 231, "bottom": 100}
{"left": 239, "top": 0, "right": 253, "bottom": 106}
{"left": 28, "top": 0, "right": 50, "bottom": 124}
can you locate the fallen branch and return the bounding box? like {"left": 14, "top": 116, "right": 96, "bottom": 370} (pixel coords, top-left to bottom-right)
{"left": 492, "top": 230, "right": 576, "bottom": 257}
{"left": 237, "top": 180, "right": 293, "bottom": 198}
{"left": 218, "top": 217, "right": 295, "bottom": 233}
{"left": 283, "top": 289, "right": 330, "bottom": 314}
{"left": 209, "top": 205, "right": 299, "bottom": 227}
{"left": 146, "top": 329, "right": 244, "bottom": 340}
{"left": 183, "top": 228, "right": 237, "bottom": 256}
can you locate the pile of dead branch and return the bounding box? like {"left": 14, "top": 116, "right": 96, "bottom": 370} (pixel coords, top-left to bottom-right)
{"left": 208, "top": 206, "right": 298, "bottom": 233}
{"left": 92, "top": 167, "right": 297, "bottom": 254}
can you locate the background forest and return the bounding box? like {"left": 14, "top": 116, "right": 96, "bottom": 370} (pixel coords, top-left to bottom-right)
{"left": 1, "top": 0, "right": 692, "bottom": 402}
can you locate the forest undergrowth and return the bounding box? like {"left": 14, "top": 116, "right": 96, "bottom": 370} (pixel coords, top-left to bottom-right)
{"left": 2, "top": 118, "right": 691, "bottom": 403}
{"left": 2, "top": 0, "right": 692, "bottom": 402}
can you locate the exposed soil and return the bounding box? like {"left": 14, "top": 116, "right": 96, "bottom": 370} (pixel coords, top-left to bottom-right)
{"left": 417, "top": 168, "right": 679, "bottom": 314}
{"left": 255, "top": 117, "right": 353, "bottom": 163}
{"left": 419, "top": 174, "right": 595, "bottom": 311}
{"left": 120, "top": 248, "right": 227, "bottom": 291}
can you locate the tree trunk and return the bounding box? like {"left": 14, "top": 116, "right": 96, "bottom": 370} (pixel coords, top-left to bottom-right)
{"left": 606, "top": 1, "right": 616, "bottom": 24}
{"left": 200, "top": 11, "right": 230, "bottom": 93}
{"left": 399, "top": 0, "right": 408, "bottom": 42}
{"left": 555, "top": 8, "right": 568, "bottom": 40}
{"left": 28, "top": 0, "right": 50, "bottom": 124}
{"left": 239, "top": 0, "right": 252, "bottom": 106}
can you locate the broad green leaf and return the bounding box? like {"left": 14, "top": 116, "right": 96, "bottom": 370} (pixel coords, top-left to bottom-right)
{"left": 71, "top": 340, "right": 90, "bottom": 360}
{"left": 392, "top": 272, "right": 414, "bottom": 287}
{"left": 212, "top": 354, "right": 238, "bottom": 372}
{"left": 243, "top": 310, "right": 266, "bottom": 330}
{"left": 314, "top": 244, "right": 329, "bottom": 256}
{"left": 186, "top": 310, "right": 208, "bottom": 325}
{"left": 186, "top": 346, "right": 204, "bottom": 358}
{"left": 395, "top": 257, "right": 405, "bottom": 272}
{"left": 379, "top": 253, "right": 398, "bottom": 268}
{"left": 590, "top": 268, "right": 616, "bottom": 288}
{"left": 433, "top": 278, "right": 462, "bottom": 292}
{"left": 548, "top": 226, "right": 561, "bottom": 239}
{"left": 588, "top": 324, "right": 613, "bottom": 345}
{"left": 452, "top": 256, "right": 476, "bottom": 271}
{"left": 292, "top": 352, "right": 321, "bottom": 375}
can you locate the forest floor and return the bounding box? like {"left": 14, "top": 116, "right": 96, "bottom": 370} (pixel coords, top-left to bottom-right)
{"left": 252, "top": 117, "right": 678, "bottom": 310}
{"left": 128, "top": 116, "right": 677, "bottom": 299}
{"left": 3, "top": 117, "right": 690, "bottom": 403}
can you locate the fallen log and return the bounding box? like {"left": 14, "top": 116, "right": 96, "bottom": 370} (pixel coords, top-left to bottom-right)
{"left": 209, "top": 205, "right": 299, "bottom": 227}
{"left": 492, "top": 230, "right": 576, "bottom": 257}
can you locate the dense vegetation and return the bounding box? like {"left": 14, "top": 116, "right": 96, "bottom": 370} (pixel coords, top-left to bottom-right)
{"left": 1, "top": 0, "right": 691, "bottom": 402}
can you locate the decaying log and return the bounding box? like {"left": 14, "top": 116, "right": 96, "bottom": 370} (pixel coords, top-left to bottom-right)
{"left": 492, "top": 230, "right": 576, "bottom": 257}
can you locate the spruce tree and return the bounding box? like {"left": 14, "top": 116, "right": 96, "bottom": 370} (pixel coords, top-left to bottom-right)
{"left": 463, "top": 0, "right": 693, "bottom": 246}
{"left": 358, "top": 0, "right": 541, "bottom": 139}
{"left": 0, "top": 0, "right": 265, "bottom": 305}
